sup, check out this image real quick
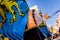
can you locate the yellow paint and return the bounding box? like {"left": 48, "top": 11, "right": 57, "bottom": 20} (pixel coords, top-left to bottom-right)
{"left": 0, "top": 34, "right": 2, "bottom": 37}
{"left": 50, "top": 26, "right": 53, "bottom": 33}
{"left": 0, "top": 0, "right": 24, "bottom": 23}
{"left": 0, "top": 6, "right": 6, "bottom": 28}
{"left": 4, "top": 37, "right": 9, "bottom": 40}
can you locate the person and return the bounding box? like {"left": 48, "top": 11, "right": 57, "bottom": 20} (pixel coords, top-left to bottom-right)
{"left": 24, "top": 10, "right": 45, "bottom": 40}
{"left": 38, "top": 10, "right": 52, "bottom": 40}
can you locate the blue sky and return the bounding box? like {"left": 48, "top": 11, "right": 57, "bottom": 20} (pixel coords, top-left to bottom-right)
{"left": 26, "top": 0, "right": 60, "bottom": 26}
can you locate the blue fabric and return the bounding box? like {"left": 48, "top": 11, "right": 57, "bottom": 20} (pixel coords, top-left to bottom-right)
{"left": 0, "top": 0, "right": 29, "bottom": 40}
{"left": 39, "top": 26, "right": 52, "bottom": 40}
{"left": 39, "top": 26, "right": 51, "bottom": 37}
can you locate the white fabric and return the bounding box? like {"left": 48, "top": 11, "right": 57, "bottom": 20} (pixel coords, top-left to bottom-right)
{"left": 34, "top": 11, "right": 42, "bottom": 26}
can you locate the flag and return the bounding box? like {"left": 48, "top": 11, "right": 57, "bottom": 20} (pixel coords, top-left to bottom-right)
{"left": 0, "top": 0, "right": 29, "bottom": 40}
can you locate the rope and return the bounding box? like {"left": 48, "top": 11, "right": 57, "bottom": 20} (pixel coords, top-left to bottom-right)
{"left": 49, "top": 9, "right": 60, "bottom": 18}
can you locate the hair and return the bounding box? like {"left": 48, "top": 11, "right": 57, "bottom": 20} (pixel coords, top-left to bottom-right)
{"left": 32, "top": 9, "right": 35, "bottom": 13}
